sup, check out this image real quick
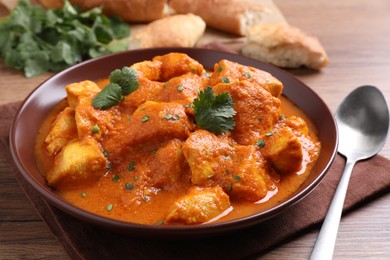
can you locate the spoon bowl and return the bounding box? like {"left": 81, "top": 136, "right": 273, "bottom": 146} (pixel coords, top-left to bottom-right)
{"left": 310, "top": 85, "right": 389, "bottom": 260}
{"left": 336, "top": 86, "right": 389, "bottom": 160}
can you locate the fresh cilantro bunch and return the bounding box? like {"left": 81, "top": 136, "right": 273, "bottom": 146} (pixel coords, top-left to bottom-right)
{"left": 92, "top": 67, "right": 139, "bottom": 110}
{"left": 193, "top": 86, "right": 236, "bottom": 134}
{"left": 0, "top": 0, "right": 130, "bottom": 77}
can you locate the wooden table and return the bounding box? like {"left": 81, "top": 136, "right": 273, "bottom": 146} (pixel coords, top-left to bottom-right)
{"left": 1, "top": 0, "right": 389, "bottom": 259}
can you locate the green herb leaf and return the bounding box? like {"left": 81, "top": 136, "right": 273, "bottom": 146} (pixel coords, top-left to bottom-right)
{"left": 141, "top": 115, "right": 150, "bottom": 122}
{"left": 124, "top": 183, "right": 133, "bottom": 190}
{"left": 112, "top": 174, "right": 120, "bottom": 182}
{"left": 128, "top": 161, "right": 135, "bottom": 171}
{"left": 221, "top": 77, "right": 230, "bottom": 84}
{"left": 0, "top": 0, "right": 130, "bottom": 77}
{"left": 255, "top": 139, "right": 265, "bottom": 148}
{"left": 193, "top": 86, "right": 236, "bottom": 134}
{"left": 109, "top": 66, "right": 139, "bottom": 96}
{"left": 91, "top": 124, "right": 100, "bottom": 133}
{"left": 92, "top": 83, "right": 123, "bottom": 110}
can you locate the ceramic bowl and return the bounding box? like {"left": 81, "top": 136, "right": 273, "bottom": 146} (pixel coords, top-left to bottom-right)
{"left": 9, "top": 48, "right": 338, "bottom": 238}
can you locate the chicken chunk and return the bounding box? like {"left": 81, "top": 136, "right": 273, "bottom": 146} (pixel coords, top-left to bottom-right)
{"left": 122, "top": 77, "right": 164, "bottom": 110}
{"left": 46, "top": 137, "right": 107, "bottom": 188}
{"left": 208, "top": 59, "right": 283, "bottom": 97}
{"left": 74, "top": 96, "right": 121, "bottom": 139}
{"left": 182, "top": 130, "right": 234, "bottom": 185}
{"left": 183, "top": 130, "right": 271, "bottom": 202}
{"left": 228, "top": 145, "right": 270, "bottom": 201}
{"left": 65, "top": 80, "right": 101, "bottom": 108}
{"left": 105, "top": 101, "right": 192, "bottom": 157}
{"left": 153, "top": 52, "right": 204, "bottom": 81}
{"left": 213, "top": 80, "right": 281, "bottom": 145}
{"left": 164, "top": 186, "right": 231, "bottom": 224}
{"left": 260, "top": 124, "right": 303, "bottom": 173}
{"left": 45, "top": 107, "right": 78, "bottom": 156}
{"left": 156, "top": 72, "right": 203, "bottom": 109}
{"left": 282, "top": 115, "right": 310, "bottom": 137}
{"left": 148, "top": 139, "right": 189, "bottom": 191}
{"left": 131, "top": 60, "right": 162, "bottom": 81}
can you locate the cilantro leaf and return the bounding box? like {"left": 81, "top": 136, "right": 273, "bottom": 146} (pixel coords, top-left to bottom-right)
{"left": 92, "top": 67, "right": 139, "bottom": 110}
{"left": 109, "top": 67, "right": 139, "bottom": 95}
{"left": 0, "top": 0, "right": 131, "bottom": 77}
{"left": 193, "top": 86, "right": 236, "bottom": 134}
{"left": 92, "top": 83, "right": 123, "bottom": 110}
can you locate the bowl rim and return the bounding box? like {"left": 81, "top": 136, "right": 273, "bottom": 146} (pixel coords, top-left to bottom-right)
{"left": 9, "top": 47, "right": 338, "bottom": 237}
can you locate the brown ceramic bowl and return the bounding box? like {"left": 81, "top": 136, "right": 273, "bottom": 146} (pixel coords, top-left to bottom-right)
{"left": 9, "top": 48, "right": 338, "bottom": 238}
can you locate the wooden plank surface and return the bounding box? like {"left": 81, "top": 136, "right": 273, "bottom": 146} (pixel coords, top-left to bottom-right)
{"left": 0, "top": 0, "right": 389, "bottom": 259}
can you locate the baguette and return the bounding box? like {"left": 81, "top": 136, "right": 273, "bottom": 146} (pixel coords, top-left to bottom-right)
{"left": 169, "top": 0, "right": 286, "bottom": 36}
{"left": 129, "top": 14, "right": 206, "bottom": 49}
{"left": 242, "top": 23, "right": 329, "bottom": 69}
{"left": 39, "top": 0, "right": 170, "bottom": 22}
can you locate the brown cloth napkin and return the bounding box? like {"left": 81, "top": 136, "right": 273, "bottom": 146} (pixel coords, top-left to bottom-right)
{"left": 1, "top": 91, "right": 390, "bottom": 257}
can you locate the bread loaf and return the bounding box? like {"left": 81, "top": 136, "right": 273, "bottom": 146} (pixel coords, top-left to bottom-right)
{"left": 241, "top": 24, "right": 329, "bottom": 69}
{"left": 39, "top": 0, "right": 170, "bottom": 22}
{"left": 169, "top": 0, "right": 287, "bottom": 36}
{"left": 129, "top": 14, "right": 206, "bottom": 49}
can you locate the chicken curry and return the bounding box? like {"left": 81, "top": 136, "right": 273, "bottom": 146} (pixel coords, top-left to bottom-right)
{"left": 35, "top": 52, "right": 321, "bottom": 225}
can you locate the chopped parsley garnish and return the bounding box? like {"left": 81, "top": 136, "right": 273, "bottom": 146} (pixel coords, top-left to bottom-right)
{"left": 217, "top": 66, "right": 224, "bottom": 72}
{"left": 244, "top": 71, "right": 251, "bottom": 79}
{"left": 164, "top": 114, "right": 180, "bottom": 121}
{"left": 81, "top": 192, "right": 87, "bottom": 198}
{"left": 233, "top": 174, "right": 241, "bottom": 180}
{"left": 221, "top": 77, "right": 230, "bottom": 84}
{"left": 141, "top": 115, "right": 150, "bottom": 122}
{"left": 124, "top": 183, "right": 133, "bottom": 190}
{"left": 93, "top": 67, "right": 139, "bottom": 110}
{"left": 0, "top": 0, "right": 130, "bottom": 77}
{"left": 255, "top": 140, "right": 265, "bottom": 148}
{"left": 103, "top": 151, "right": 109, "bottom": 157}
{"left": 91, "top": 124, "right": 100, "bottom": 133}
{"left": 193, "top": 86, "right": 236, "bottom": 135}
{"left": 106, "top": 204, "right": 113, "bottom": 211}
{"left": 128, "top": 161, "right": 135, "bottom": 171}
{"left": 112, "top": 174, "right": 120, "bottom": 182}
{"left": 177, "top": 85, "right": 183, "bottom": 92}
{"left": 265, "top": 131, "right": 273, "bottom": 137}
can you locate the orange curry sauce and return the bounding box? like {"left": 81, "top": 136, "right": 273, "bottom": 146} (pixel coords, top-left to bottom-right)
{"left": 35, "top": 53, "right": 320, "bottom": 225}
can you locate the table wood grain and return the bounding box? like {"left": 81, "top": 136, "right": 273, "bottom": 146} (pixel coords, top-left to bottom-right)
{"left": 1, "top": 0, "right": 389, "bottom": 259}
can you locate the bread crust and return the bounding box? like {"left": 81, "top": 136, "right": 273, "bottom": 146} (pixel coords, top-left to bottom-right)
{"left": 169, "top": 0, "right": 286, "bottom": 36}
{"left": 39, "top": 0, "right": 169, "bottom": 22}
{"left": 242, "top": 24, "right": 329, "bottom": 69}
{"left": 129, "top": 14, "right": 206, "bottom": 49}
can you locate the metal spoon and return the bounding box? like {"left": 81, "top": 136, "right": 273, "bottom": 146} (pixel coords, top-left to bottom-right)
{"left": 310, "top": 85, "right": 389, "bottom": 260}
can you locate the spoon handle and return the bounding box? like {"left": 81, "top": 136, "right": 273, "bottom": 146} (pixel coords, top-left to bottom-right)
{"left": 310, "top": 158, "right": 356, "bottom": 260}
